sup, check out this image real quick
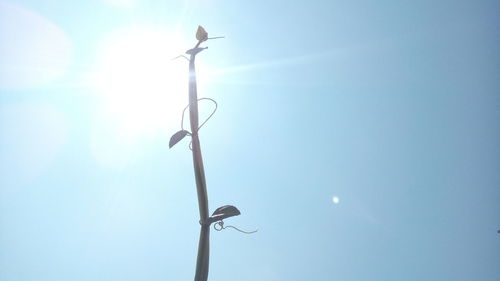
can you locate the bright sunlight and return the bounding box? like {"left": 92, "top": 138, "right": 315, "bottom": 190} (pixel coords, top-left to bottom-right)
{"left": 93, "top": 27, "right": 188, "bottom": 139}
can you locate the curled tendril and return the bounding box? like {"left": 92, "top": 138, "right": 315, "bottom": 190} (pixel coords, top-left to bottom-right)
{"left": 213, "top": 220, "right": 258, "bottom": 235}
{"left": 181, "top": 97, "right": 218, "bottom": 133}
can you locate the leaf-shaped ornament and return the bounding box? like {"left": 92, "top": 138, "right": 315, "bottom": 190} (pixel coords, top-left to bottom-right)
{"left": 196, "top": 25, "right": 208, "bottom": 42}
{"left": 202, "top": 205, "right": 241, "bottom": 226}
{"left": 211, "top": 205, "right": 241, "bottom": 221}
{"left": 169, "top": 130, "right": 189, "bottom": 148}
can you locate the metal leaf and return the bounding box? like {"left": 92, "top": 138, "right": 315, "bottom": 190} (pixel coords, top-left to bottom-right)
{"left": 186, "top": 47, "right": 207, "bottom": 56}
{"left": 169, "top": 130, "right": 189, "bottom": 148}
{"left": 210, "top": 205, "right": 240, "bottom": 221}
{"left": 202, "top": 205, "right": 241, "bottom": 226}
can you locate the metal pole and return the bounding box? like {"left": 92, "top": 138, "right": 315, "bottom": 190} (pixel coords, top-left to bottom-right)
{"left": 169, "top": 27, "right": 241, "bottom": 281}
{"left": 187, "top": 48, "right": 210, "bottom": 281}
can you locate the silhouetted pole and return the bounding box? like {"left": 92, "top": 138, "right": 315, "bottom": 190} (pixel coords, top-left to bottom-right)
{"left": 170, "top": 26, "right": 242, "bottom": 281}
{"left": 187, "top": 45, "right": 210, "bottom": 281}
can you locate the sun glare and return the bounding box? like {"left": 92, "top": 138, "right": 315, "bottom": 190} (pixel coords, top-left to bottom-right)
{"left": 93, "top": 28, "right": 188, "bottom": 139}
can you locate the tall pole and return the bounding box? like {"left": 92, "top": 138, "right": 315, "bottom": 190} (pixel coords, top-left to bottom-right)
{"left": 169, "top": 26, "right": 244, "bottom": 281}
{"left": 187, "top": 47, "right": 210, "bottom": 281}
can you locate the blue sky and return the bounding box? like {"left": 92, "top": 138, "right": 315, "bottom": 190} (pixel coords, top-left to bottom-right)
{"left": 1, "top": 0, "right": 499, "bottom": 280}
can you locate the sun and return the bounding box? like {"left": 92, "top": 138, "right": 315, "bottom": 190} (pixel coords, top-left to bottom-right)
{"left": 93, "top": 27, "right": 189, "bottom": 139}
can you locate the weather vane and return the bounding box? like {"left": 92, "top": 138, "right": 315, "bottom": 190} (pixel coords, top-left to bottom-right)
{"left": 169, "top": 26, "right": 256, "bottom": 281}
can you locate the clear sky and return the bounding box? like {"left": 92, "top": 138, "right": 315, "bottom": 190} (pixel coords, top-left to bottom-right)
{"left": 1, "top": 0, "right": 499, "bottom": 280}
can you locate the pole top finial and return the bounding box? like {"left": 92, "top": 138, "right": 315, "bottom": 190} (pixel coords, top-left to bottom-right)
{"left": 194, "top": 25, "right": 225, "bottom": 48}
